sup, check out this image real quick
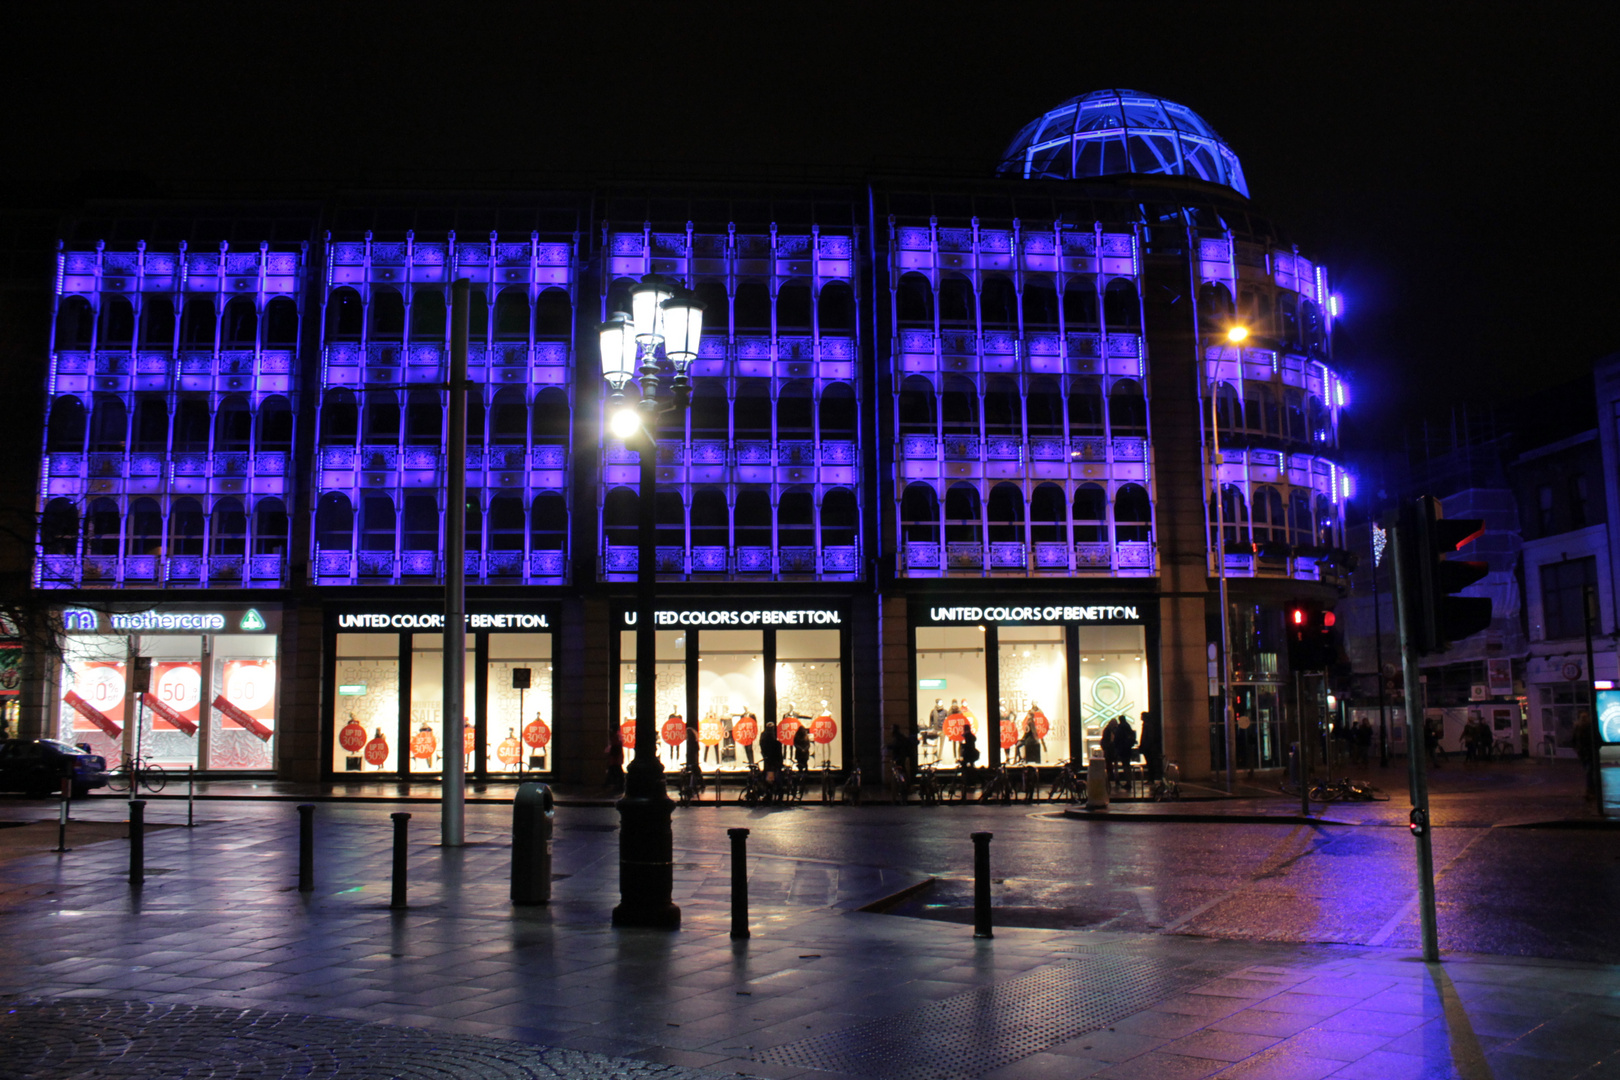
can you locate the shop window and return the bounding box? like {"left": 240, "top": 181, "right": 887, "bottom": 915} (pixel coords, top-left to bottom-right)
{"left": 735, "top": 490, "right": 772, "bottom": 549}
{"left": 618, "top": 629, "right": 688, "bottom": 770}
{"left": 487, "top": 633, "right": 555, "bottom": 774}
{"left": 127, "top": 498, "right": 163, "bottom": 556}
{"left": 359, "top": 494, "right": 395, "bottom": 552}
{"left": 1030, "top": 483, "right": 1066, "bottom": 543}
{"left": 818, "top": 280, "right": 855, "bottom": 332}
{"left": 86, "top": 497, "right": 120, "bottom": 556}
{"left": 777, "top": 629, "right": 841, "bottom": 769}
{"left": 530, "top": 492, "right": 566, "bottom": 552}
{"left": 938, "top": 275, "right": 973, "bottom": 325}
{"left": 320, "top": 389, "right": 359, "bottom": 444}
{"left": 1108, "top": 379, "right": 1147, "bottom": 437}
{"left": 169, "top": 498, "right": 204, "bottom": 556}
{"left": 264, "top": 297, "right": 298, "bottom": 345}
{"left": 1026, "top": 378, "right": 1062, "bottom": 436}
{"left": 100, "top": 295, "right": 135, "bottom": 344}
{"left": 1115, "top": 484, "right": 1152, "bottom": 543}
{"left": 173, "top": 398, "right": 210, "bottom": 453}
{"left": 1062, "top": 277, "right": 1098, "bottom": 328}
{"left": 131, "top": 396, "right": 168, "bottom": 453}
{"left": 734, "top": 379, "right": 772, "bottom": 440}
{"left": 130, "top": 634, "right": 202, "bottom": 769}
{"left": 181, "top": 297, "right": 216, "bottom": 347}
{"left": 819, "top": 383, "right": 857, "bottom": 442}
{"left": 410, "top": 289, "right": 446, "bottom": 339}
{"left": 325, "top": 288, "right": 362, "bottom": 341}
{"left": 984, "top": 377, "right": 1020, "bottom": 437}
{"left": 211, "top": 498, "right": 247, "bottom": 556}
{"left": 822, "top": 488, "right": 857, "bottom": 548}
{"left": 916, "top": 626, "right": 987, "bottom": 766}
{"left": 1068, "top": 378, "right": 1104, "bottom": 437}
{"left": 40, "top": 498, "right": 78, "bottom": 556}
{"left": 363, "top": 391, "right": 400, "bottom": 445}
{"left": 901, "top": 483, "right": 940, "bottom": 544}
{"left": 604, "top": 487, "right": 639, "bottom": 548}
{"left": 215, "top": 395, "right": 251, "bottom": 451}
{"left": 898, "top": 375, "right": 937, "bottom": 436}
{"left": 258, "top": 396, "right": 293, "bottom": 451}
{"left": 987, "top": 483, "right": 1024, "bottom": 544}
{"left": 141, "top": 295, "right": 176, "bottom": 347}
{"left": 1541, "top": 557, "right": 1597, "bottom": 640}
{"left": 698, "top": 630, "right": 765, "bottom": 770}
{"left": 488, "top": 492, "right": 524, "bottom": 551}
{"left": 776, "top": 281, "right": 811, "bottom": 328}
{"left": 1021, "top": 278, "right": 1058, "bottom": 329}
{"left": 941, "top": 376, "right": 978, "bottom": 435}
{"left": 405, "top": 389, "right": 441, "bottom": 445}
{"left": 777, "top": 380, "right": 814, "bottom": 440}
{"left": 222, "top": 297, "right": 257, "bottom": 347}
{"left": 980, "top": 275, "right": 1016, "bottom": 330}
{"left": 47, "top": 396, "right": 86, "bottom": 453}
{"left": 334, "top": 633, "right": 401, "bottom": 774}
{"left": 535, "top": 288, "right": 570, "bottom": 338}
{"left": 253, "top": 498, "right": 288, "bottom": 556}
{"left": 895, "top": 272, "right": 933, "bottom": 326}
{"left": 734, "top": 282, "right": 770, "bottom": 330}
{"left": 1078, "top": 625, "right": 1147, "bottom": 759}
{"left": 56, "top": 296, "right": 94, "bottom": 347}
{"left": 407, "top": 632, "right": 475, "bottom": 775}
{"left": 57, "top": 635, "right": 128, "bottom": 762}
{"left": 945, "top": 483, "right": 982, "bottom": 544}
{"left": 1103, "top": 278, "right": 1140, "bottom": 331}
{"left": 999, "top": 626, "right": 1067, "bottom": 764}
{"left": 315, "top": 492, "right": 353, "bottom": 550}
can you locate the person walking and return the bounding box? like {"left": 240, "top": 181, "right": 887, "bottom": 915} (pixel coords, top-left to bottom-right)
{"left": 1139, "top": 710, "right": 1162, "bottom": 783}
{"left": 1114, "top": 715, "right": 1138, "bottom": 791}
{"left": 792, "top": 720, "right": 811, "bottom": 773}
{"left": 760, "top": 717, "right": 783, "bottom": 800}
{"left": 1019, "top": 713, "right": 1041, "bottom": 764}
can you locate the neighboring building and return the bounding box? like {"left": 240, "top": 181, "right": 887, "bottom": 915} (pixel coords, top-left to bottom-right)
{"left": 27, "top": 90, "right": 1354, "bottom": 783}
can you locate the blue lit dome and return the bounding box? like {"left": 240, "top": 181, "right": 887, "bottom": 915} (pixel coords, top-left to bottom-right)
{"left": 997, "top": 89, "right": 1249, "bottom": 197}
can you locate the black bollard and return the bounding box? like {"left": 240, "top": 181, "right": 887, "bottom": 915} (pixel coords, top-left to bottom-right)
{"left": 511, "top": 783, "right": 554, "bottom": 906}
{"left": 297, "top": 804, "right": 315, "bottom": 893}
{"left": 187, "top": 765, "right": 196, "bottom": 828}
{"left": 390, "top": 811, "right": 410, "bottom": 910}
{"left": 54, "top": 778, "right": 71, "bottom": 853}
{"left": 971, "top": 831, "right": 993, "bottom": 939}
{"left": 728, "top": 827, "right": 750, "bottom": 940}
{"left": 129, "top": 800, "right": 146, "bottom": 886}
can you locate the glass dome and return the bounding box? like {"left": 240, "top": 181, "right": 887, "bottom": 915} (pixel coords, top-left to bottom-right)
{"left": 997, "top": 89, "right": 1249, "bottom": 197}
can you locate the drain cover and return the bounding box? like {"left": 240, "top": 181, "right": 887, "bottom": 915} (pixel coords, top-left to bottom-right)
{"left": 755, "top": 952, "right": 1216, "bottom": 1080}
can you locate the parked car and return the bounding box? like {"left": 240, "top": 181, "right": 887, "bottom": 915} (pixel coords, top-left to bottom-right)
{"left": 0, "top": 738, "right": 109, "bottom": 797}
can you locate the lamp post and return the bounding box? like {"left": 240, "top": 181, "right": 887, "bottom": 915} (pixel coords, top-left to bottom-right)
{"left": 1209, "top": 324, "right": 1248, "bottom": 791}
{"left": 599, "top": 274, "right": 704, "bottom": 929}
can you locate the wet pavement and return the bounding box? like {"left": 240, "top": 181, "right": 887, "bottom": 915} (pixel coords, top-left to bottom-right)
{"left": 0, "top": 758, "right": 1614, "bottom": 1079}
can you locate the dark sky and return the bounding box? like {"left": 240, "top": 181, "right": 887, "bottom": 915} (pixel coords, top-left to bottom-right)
{"left": 10, "top": 2, "right": 1619, "bottom": 437}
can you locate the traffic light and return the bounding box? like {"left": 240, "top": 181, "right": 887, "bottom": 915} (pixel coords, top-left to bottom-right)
{"left": 1401, "top": 495, "right": 1492, "bottom": 655}
{"left": 1286, "top": 604, "right": 1338, "bottom": 671}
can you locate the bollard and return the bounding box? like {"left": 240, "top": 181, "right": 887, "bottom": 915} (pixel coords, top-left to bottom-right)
{"left": 728, "top": 827, "right": 750, "bottom": 940}
{"left": 511, "top": 783, "right": 555, "bottom": 906}
{"left": 971, "top": 831, "right": 993, "bottom": 938}
{"left": 297, "top": 804, "right": 315, "bottom": 893}
{"left": 389, "top": 812, "right": 410, "bottom": 910}
{"left": 187, "top": 765, "right": 195, "bottom": 828}
{"left": 129, "top": 800, "right": 146, "bottom": 886}
{"left": 1085, "top": 748, "right": 1109, "bottom": 810}
{"left": 54, "top": 778, "right": 71, "bottom": 853}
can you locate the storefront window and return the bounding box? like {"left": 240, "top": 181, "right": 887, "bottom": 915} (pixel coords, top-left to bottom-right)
{"left": 138, "top": 635, "right": 203, "bottom": 769}
{"left": 1233, "top": 683, "right": 1283, "bottom": 767}
{"left": 996, "top": 626, "right": 1067, "bottom": 764}
{"left": 777, "top": 630, "right": 841, "bottom": 769}
{"left": 1078, "top": 626, "right": 1147, "bottom": 760}
{"left": 58, "top": 634, "right": 129, "bottom": 764}
{"left": 410, "top": 634, "right": 475, "bottom": 775}
{"left": 916, "top": 626, "right": 986, "bottom": 766}
{"left": 334, "top": 633, "right": 400, "bottom": 773}
{"left": 697, "top": 630, "right": 764, "bottom": 772}
{"left": 208, "top": 634, "right": 277, "bottom": 770}
{"left": 619, "top": 629, "right": 687, "bottom": 769}
{"left": 485, "top": 633, "right": 553, "bottom": 774}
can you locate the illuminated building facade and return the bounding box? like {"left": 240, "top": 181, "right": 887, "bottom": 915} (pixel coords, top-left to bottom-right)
{"left": 29, "top": 90, "right": 1352, "bottom": 783}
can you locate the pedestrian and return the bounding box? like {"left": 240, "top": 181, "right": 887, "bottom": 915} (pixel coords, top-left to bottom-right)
{"left": 1115, "top": 715, "right": 1138, "bottom": 790}
{"left": 793, "top": 720, "right": 811, "bottom": 772}
{"left": 605, "top": 723, "right": 625, "bottom": 792}
{"left": 1425, "top": 716, "right": 1443, "bottom": 768}
{"left": 1100, "top": 716, "right": 1119, "bottom": 786}
{"left": 1139, "top": 710, "right": 1162, "bottom": 783}
{"left": 1019, "top": 714, "right": 1041, "bottom": 765}
{"left": 1573, "top": 710, "right": 1594, "bottom": 794}
{"left": 685, "top": 720, "right": 700, "bottom": 773}
{"left": 760, "top": 717, "right": 783, "bottom": 798}
{"left": 959, "top": 722, "right": 979, "bottom": 775}
{"left": 886, "top": 723, "right": 913, "bottom": 785}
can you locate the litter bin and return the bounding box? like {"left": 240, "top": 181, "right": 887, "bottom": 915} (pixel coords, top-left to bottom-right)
{"left": 1085, "top": 748, "right": 1109, "bottom": 810}
{"left": 512, "top": 782, "right": 554, "bottom": 905}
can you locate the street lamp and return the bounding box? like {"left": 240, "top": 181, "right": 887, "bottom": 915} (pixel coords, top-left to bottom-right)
{"left": 1208, "top": 321, "right": 1248, "bottom": 790}
{"left": 599, "top": 273, "right": 704, "bottom": 929}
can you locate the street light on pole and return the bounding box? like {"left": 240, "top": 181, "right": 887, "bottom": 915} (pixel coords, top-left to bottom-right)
{"left": 1209, "top": 322, "right": 1247, "bottom": 791}
{"left": 599, "top": 274, "right": 704, "bottom": 929}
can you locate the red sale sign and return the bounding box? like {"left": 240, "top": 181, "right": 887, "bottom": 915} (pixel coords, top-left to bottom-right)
{"left": 65, "top": 662, "right": 127, "bottom": 738}
{"left": 145, "top": 661, "right": 201, "bottom": 735}
{"left": 215, "top": 659, "right": 276, "bottom": 741}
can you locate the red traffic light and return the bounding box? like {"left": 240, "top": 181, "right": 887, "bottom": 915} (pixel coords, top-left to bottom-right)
{"left": 1291, "top": 608, "right": 1306, "bottom": 625}
{"left": 1321, "top": 611, "right": 1336, "bottom": 629}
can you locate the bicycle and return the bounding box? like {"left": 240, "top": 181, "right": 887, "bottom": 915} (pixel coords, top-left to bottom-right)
{"left": 108, "top": 753, "right": 167, "bottom": 795}
{"left": 740, "top": 764, "right": 770, "bottom": 806}
{"left": 1047, "top": 759, "right": 1083, "bottom": 803}
{"left": 916, "top": 764, "right": 941, "bottom": 804}
{"left": 1311, "top": 776, "right": 1389, "bottom": 802}
{"left": 675, "top": 762, "right": 704, "bottom": 806}
{"left": 978, "top": 764, "right": 1014, "bottom": 804}
{"left": 1149, "top": 761, "right": 1181, "bottom": 801}
{"left": 888, "top": 760, "right": 909, "bottom": 804}
{"left": 840, "top": 765, "right": 863, "bottom": 804}
{"left": 820, "top": 762, "right": 837, "bottom": 803}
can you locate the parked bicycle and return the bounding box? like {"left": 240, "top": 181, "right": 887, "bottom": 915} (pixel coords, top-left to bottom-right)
{"left": 740, "top": 764, "right": 770, "bottom": 806}
{"left": 1311, "top": 775, "right": 1389, "bottom": 802}
{"left": 840, "top": 765, "right": 862, "bottom": 804}
{"left": 1149, "top": 761, "right": 1181, "bottom": 801}
{"left": 820, "top": 762, "right": 837, "bottom": 803}
{"left": 107, "top": 753, "right": 166, "bottom": 795}
{"left": 888, "top": 760, "right": 909, "bottom": 804}
{"left": 1047, "top": 759, "right": 1083, "bottom": 803}
{"left": 978, "top": 763, "right": 1014, "bottom": 804}
{"left": 916, "top": 764, "right": 941, "bottom": 804}
{"left": 675, "top": 761, "right": 705, "bottom": 806}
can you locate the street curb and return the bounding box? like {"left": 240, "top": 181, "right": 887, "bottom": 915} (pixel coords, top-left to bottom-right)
{"left": 1060, "top": 807, "right": 1357, "bottom": 826}
{"left": 853, "top": 875, "right": 937, "bottom": 914}
{"left": 1494, "top": 818, "right": 1620, "bottom": 829}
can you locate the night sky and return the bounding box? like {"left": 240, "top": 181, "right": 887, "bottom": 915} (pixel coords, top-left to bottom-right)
{"left": 10, "top": 3, "right": 1618, "bottom": 442}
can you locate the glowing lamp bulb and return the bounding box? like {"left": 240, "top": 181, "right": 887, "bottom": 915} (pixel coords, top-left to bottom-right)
{"left": 609, "top": 407, "right": 642, "bottom": 440}
{"left": 1292, "top": 608, "right": 1305, "bottom": 626}
{"left": 1225, "top": 325, "right": 1249, "bottom": 343}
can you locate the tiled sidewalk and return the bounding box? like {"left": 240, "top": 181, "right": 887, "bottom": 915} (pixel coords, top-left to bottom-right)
{"left": 0, "top": 799, "right": 1615, "bottom": 1079}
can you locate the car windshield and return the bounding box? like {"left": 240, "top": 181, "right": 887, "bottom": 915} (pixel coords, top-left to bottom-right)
{"left": 40, "top": 739, "right": 83, "bottom": 754}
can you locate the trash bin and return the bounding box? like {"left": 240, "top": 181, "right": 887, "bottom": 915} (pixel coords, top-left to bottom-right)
{"left": 512, "top": 782, "right": 554, "bottom": 905}
{"left": 1085, "top": 748, "right": 1109, "bottom": 810}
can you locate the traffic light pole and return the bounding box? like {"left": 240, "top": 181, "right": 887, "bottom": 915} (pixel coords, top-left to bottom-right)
{"left": 1390, "top": 518, "right": 1440, "bottom": 962}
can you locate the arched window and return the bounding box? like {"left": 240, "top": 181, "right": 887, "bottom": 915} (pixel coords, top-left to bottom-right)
{"left": 223, "top": 297, "right": 257, "bottom": 347}
{"left": 734, "top": 282, "right": 770, "bottom": 329}
{"left": 410, "top": 289, "right": 446, "bottom": 340}
{"left": 819, "top": 383, "right": 857, "bottom": 442}
{"left": 980, "top": 276, "right": 1017, "bottom": 330}
{"left": 1026, "top": 377, "right": 1062, "bottom": 436}
{"left": 895, "top": 272, "right": 933, "bottom": 326}
{"left": 734, "top": 379, "right": 772, "bottom": 440}
{"left": 983, "top": 376, "right": 1020, "bottom": 437}
{"left": 1068, "top": 378, "right": 1104, "bottom": 437}
{"left": 818, "top": 280, "right": 855, "bottom": 332}
{"left": 1215, "top": 382, "right": 1242, "bottom": 433}
{"left": 55, "top": 296, "right": 93, "bottom": 347}
{"left": 1315, "top": 495, "right": 1338, "bottom": 549}
{"left": 1307, "top": 395, "right": 1328, "bottom": 444}
{"left": 490, "top": 387, "right": 526, "bottom": 444}
{"left": 535, "top": 288, "right": 570, "bottom": 337}
{"left": 1062, "top": 277, "right": 1098, "bottom": 328}
{"left": 1243, "top": 385, "right": 1265, "bottom": 435}
{"left": 691, "top": 488, "right": 729, "bottom": 547}
{"left": 1198, "top": 281, "right": 1234, "bottom": 326}
{"left": 1262, "top": 387, "right": 1281, "bottom": 436}
{"left": 1300, "top": 299, "right": 1324, "bottom": 354}
{"left": 945, "top": 483, "right": 982, "bottom": 545}
{"left": 325, "top": 288, "right": 362, "bottom": 341}
{"left": 1287, "top": 491, "right": 1312, "bottom": 546}
{"left": 1114, "top": 484, "right": 1152, "bottom": 543}
{"left": 370, "top": 287, "right": 405, "bottom": 340}
{"left": 141, "top": 295, "right": 175, "bottom": 347}
{"left": 320, "top": 389, "right": 359, "bottom": 444}
{"left": 493, "top": 289, "right": 529, "bottom": 340}
{"left": 530, "top": 492, "right": 567, "bottom": 551}
{"left": 779, "top": 489, "right": 814, "bottom": 547}
{"left": 173, "top": 398, "right": 209, "bottom": 453}
{"left": 264, "top": 297, "right": 298, "bottom": 345}
{"left": 941, "top": 376, "right": 978, "bottom": 435}
{"left": 987, "top": 482, "right": 1024, "bottom": 543}
{"left": 211, "top": 497, "right": 247, "bottom": 556}
{"left": 605, "top": 279, "right": 634, "bottom": 320}
{"left": 215, "top": 395, "right": 251, "bottom": 451}
{"left": 169, "top": 497, "right": 205, "bottom": 556}
{"left": 901, "top": 482, "right": 939, "bottom": 544}
{"left": 468, "top": 289, "right": 489, "bottom": 341}
{"left": 1073, "top": 483, "right": 1107, "bottom": 542}
{"left": 655, "top": 491, "right": 685, "bottom": 549}
{"left": 938, "top": 275, "right": 973, "bottom": 325}
{"left": 1030, "top": 482, "right": 1066, "bottom": 543}
{"left": 735, "top": 490, "right": 771, "bottom": 548}
{"left": 1021, "top": 278, "right": 1059, "bottom": 329}
{"left": 898, "top": 375, "right": 936, "bottom": 436}
{"left": 531, "top": 386, "right": 569, "bottom": 447}
{"left": 86, "top": 497, "right": 120, "bottom": 556}
{"left": 688, "top": 378, "right": 728, "bottom": 442}
{"left": 47, "top": 396, "right": 86, "bottom": 453}
{"left": 1108, "top": 379, "right": 1148, "bottom": 437}
{"left": 315, "top": 493, "right": 352, "bottom": 550}
{"left": 1103, "top": 278, "right": 1140, "bottom": 331}
{"left": 1253, "top": 485, "right": 1286, "bottom": 544}
{"left": 132, "top": 396, "right": 169, "bottom": 452}
{"left": 776, "top": 281, "right": 811, "bottom": 328}
{"left": 1210, "top": 484, "right": 1248, "bottom": 547}
{"left": 695, "top": 281, "right": 728, "bottom": 333}
{"left": 604, "top": 488, "right": 638, "bottom": 548}
{"left": 822, "top": 488, "right": 857, "bottom": 547}
{"left": 401, "top": 494, "right": 438, "bottom": 554}
{"left": 181, "top": 297, "right": 216, "bottom": 347}
{"left": 776, "top": 380, "right": 814, "bottom": 439}
{"left": 100, "top": 296, "right": 135, "bottom": 344}
{"left": 40, "top": 498, "right": 79, "bottom": 556}
{"left": 89, "top": 396, "right": 126, "bottom": 453}
{"left": 363, "top": 391, "right": 400, "bottom": 444}
{"left": 405, "top": 389, "right": 441, "bottom": 446}
{"left": 1284, "top": 389, "right": 1305, "bottom": 443}
{"left": 253, "top": 498, "right": 288, "bottom": 556}
{"left": 488, "top": 492, "right": 524, "bottom": 551}
{"left": 127, "top": 498, "right": 163, "bottom": 556}
{"left": 259, "top": 396, "right": 293, "bottom": 451}
{"left": 1276, "top": 292, "right": 1299, "bottom": 346}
